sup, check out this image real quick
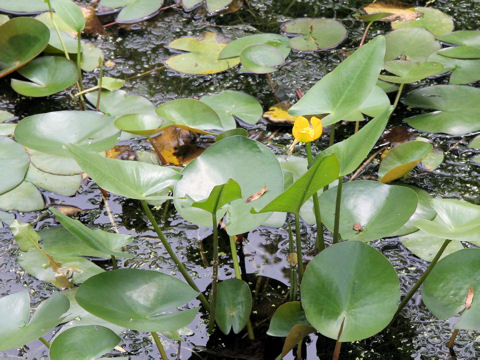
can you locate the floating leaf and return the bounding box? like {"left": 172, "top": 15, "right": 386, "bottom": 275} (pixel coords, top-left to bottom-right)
{"left": 86, "top": 90, "right": 156, "bottom": 118}
{"left": 378, "top": 141, "right": 433, "bottom": 183}
{"left": 380, "top": 60, "right": 444, "bottom": 83}
{"left": 385, "top": 28, "right": 440, "bottom": 61}
{"left": 200, "top": 90, "right": 262, "bottom": 130}
{"left": 219, "top": 33, "right": 290, "bottom": 60}
{"left": 289, "top": 36, "right": 386, "bottom": 126}
{"left": 281, "top": 18, "right": 347, "bottom": 51}
{"left": 301, "top": 241, "right": 400, "bottom": 341}
{"left": 239, "top": 44, "right": 286, "bottom": 74}
{"left": 319, "top": 180, "right": 417, "bottom": 242}
{"left": 401, "top": 230, "right": 463, "bottom": 262}
{"left": 51, "top": 0, "right": 85, "bottom": 32}
{"left": 100, "top": 0, "right": 164, "bottom": 23}
{"left": 80, "top": 42, "right": 104, "bottom": 72}
{"left": 470, "top": 135, "right": 480, "bottom": 149}
{"left": 404, "top": 85, "right": 480, "bottom": 135}
{"left": 174, "top": 136, "right": 284, "bottom": 235}
{"left": 0, "top": 291, "right": 69, "bottom": 351}
{"left": 0, "top": 181, "right": 44, "bottom": 211}
{"left": 182, "top": 0, "right": 233, "bottom": 13}
{"left": 421, "top": 147, "right": 444, "bottom": 170}
{"left": 343, "top": 86, "right": 391, "bottom": 121}
{"left": 66, "top": 144, "right": 181, "bottom": 201}
{"left": 50, "top": 325, "right": 120, "bottom": 360}
{"left": 15, "top": 111, "right": 120, "bottom": 157}
{"left": 10, "top": 220, "right": 40, "bottom": 251}
{"left": 0, "top": 0, "right": 49, "bottom": 14}
{"left": 428, "top": 51, "right": 480, "bottom": 84}
{"left": 215, "top": 279, "right": 252, "bottom": 334}
{"left": 28, "top": 149, "right": 83, "bottom": 176}
{"left": 362, "top": 1, "right": 418, "bottom": 22}
{"left": 438, "top": 45, "right": 480, "bottom": 59}
{"left": 26, "top": 164, "right": 82, "bottom": 196}
{"left": 392, "top": 7, "right": 454, "bottom": 37}
{"left": 423, "top": 249, "right": 480, "bottom": 330}
{"left": 76, "top": 269, "right": 199, "bottom": 332}
{"left": 192, "top": 179, "right": 242, "bottom": 215}
{"left": 35, "top": 11, "right": 76, "bottom": 36}
{"left": 267, "top": 301, "right": 309, "bottom": 337}
{"left": 438, "top": 30, "right": 480, "bottom": 47}
{"left": 0, "top": 15, "right": 8, "bottom": 25}
{"left": 263, "top": 102, "right": 296, "bottom": 124}
{"left": 0, "top": 17, "right": 50, "bottom": 78}
{"left": 166, "top": 32, "right": 240, "bottom": 75}
{"left": 0, "top": 136, "right": 29, "bottom": 195}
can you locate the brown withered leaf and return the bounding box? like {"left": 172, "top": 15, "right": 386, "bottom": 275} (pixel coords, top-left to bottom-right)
{"left": 382, "top": 125, "right": 413, "bottom": 145}
{"left": 263, "top": 101, "right": 295, "bottom": 125}
{"left": 78, "top": 4, "right": 105, "bottom": 35}
{"left": 281, "top": 324, "right": 316, "bottom": 358}
{"left": 363, "top": 1, "right": 419, "bottom": 22}
{"left": 50, "top": 205, "right": 83, "bottom": 216}
{"left": 150, "top": 126, "right": 204, "bottom": 166}
{"left": 246, "top": 185, "right": 267, "bottom": 203}
{"left": 106, "top": 145, "right": 136, "bottom": 160}
{"left": 465, "top": 286, "right": 474, "bottom": 310}
{"left": 353, "top": 223, "right": 364, "bottom": 232}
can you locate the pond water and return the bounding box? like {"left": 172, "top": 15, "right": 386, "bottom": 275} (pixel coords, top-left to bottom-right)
{"left": 1, "top": 0, "right": 480, "bottom": 359}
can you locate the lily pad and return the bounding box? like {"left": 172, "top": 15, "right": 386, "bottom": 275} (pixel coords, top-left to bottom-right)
{"left": 219, "top": 33, "right": 290, "bottom": 60}
{"left": 51, "top": 0, "right": 85, "bottom": 32}
{"left": 0, "top": 136, "right": 29, "bottom": 194}
{"left": 380, "top": 60, "right": 444, "bottom": 84}
{"left": 200, "top": 90, "right": 262, "bottom": 130}
{"left": 66, "top": 144, "right": 181, "bottom": 201}
{"left": 182, "top": 0, "right": 233, "bottom": 13}
{"left": 174, "top": 136, "right": 284, "bottom": 235}
{"left": 11, "top": 56, "right": 78, "bottom": 97}
{"left": 267, "top": 301, "right": 309, "bottom": 337}
{"left": 301, "top": 241, "right": 400, "bottom": 341}
{"left": 0, "top": 181, "right": 44, "bottom": 211}
{"left": 75, "top": 269, "right": 199, "bottom": 332}
{"left": 215, "top": 279, "right": 252, "bottom": 335}
{"left": 28, "top": 149, "right": 83, "bottom": 176}
{"left": 438, "top": 45, "right": 480, "bottom": 59}
{"left": 14, "top": 111, "right": 120, "bottom": 157}
{"left": 318, "top": 180, "right": 418, "bottom": 242}
{"left": 428, "top": 51, "right": 480, "bottom": 84}
{"left": 100, "top": 0, "right": 164, "bottom": 23}
{"left": 25, "top": 164, "right": 82, "bottom": 196}
{"left": 378, "top": 141, "right": 433, "bottom": 183}
{"left": 438, "top": 30, "right": 480, "bottom": 47}
{"left": 281, "top": 18, "right": 347, "bottom": 51}
{"left": 423, "top": 248, "right": 480, "bottom": 330}
{"left": 86, "top": 90, "right": 156, "bottom": 117}
{"left": 289, "top": 36, "right": 386, "bottom": 126}
{"left": 0, "top": 292, "right": 69, "bottom": 351}
{"left": 403, "top": 85, "right": 480, "bottom": 135}
{"left": 421, "top": 147, "right": 444, "bottom": 170}
{"left": 50, "top": 325, "right": 120, "bottom": 360}
{"left": 239, "top": 44, "right": 286, "bottom": 74}
{"left": 385, "top": 28, "right": 440, "bottom": 61}
{"left": 166, "top": 32, "right": 240, "bottom": 75}
{"left": 391, "top": 7, "right": 454, "bottom": 37}
{"left": 0, "top": 17, "right": 50, "bottom": 78}
{"left": 470, "top": 135, "right": 480, "bottom": 149}
{"left": 401, "top": 230, "right": 464, "bottom": 262}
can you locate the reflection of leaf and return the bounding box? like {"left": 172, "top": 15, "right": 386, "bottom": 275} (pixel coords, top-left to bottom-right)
{"left": 363, "top": 1, "right": 418, "bottom": 22}
{"left": 166, "top": 32, "right": 240, "bottom": 75}
{"left": 392, "top": 7, "right": 453, "bottom": 37}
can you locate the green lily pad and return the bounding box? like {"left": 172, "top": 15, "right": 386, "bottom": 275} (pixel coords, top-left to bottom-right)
{"left": 182, "top": 0, "right": 232, "bottom": 13}
{"left": 385, "top": 28, "right": 440, "bottom": 61}
{"left": 28, "top": 149, "right": 83, "bottom": 176}
{"left": 46, "top": 28, "right": 79, "bottom": 54}
{"left": 200, "top": 90, "right": 262, "bottom": 130}
{"left": 219, "top": 33, "right": 290, "bottom": 60}
{"left": 470, "top": 135, "right": 480, "bottom": 149}
{"left": 392, "top": 7, "right": 454, "bottom": 37}
{"left": 430, "top": 51, "right": 480, "bottom": 84}
{"left": 318, "top": 180, "right": 418, "bottom": 242}
{"left": 50, "top": 325, "right": 120, "bottom": 360}
{"left": 267, "top": 301, "right": 309, "bottom": 337}
{"left": 0, "top": 181, "right": 44, "bottom": 211}
{"left": 0, "top": 136, "right": 29, "bottom": 194}
{"left": 378, "top": 140, "right": 433, "bottom": 183}
{"left": 239, "top": 44, "right": 286, "bottom": 74}
{"left": 76, "top": 269, "right": 199, "bottom": 332}
{"left": 166, "top": 32, "right": 240, "bottom": 75}
{"left": 289, "top": 36, "right": 386, "bottom": 126}
{"left": 0, "top": 0, "right": 49, "bottom": 14}
{"left": 86, "top": 90, "right": 156, "bottom": 117}
{"left": 0, "top": 15, "right": 9, "bottom": 25}
{"left": 0, "top": 17, "right": 50, "bottom": 78}
{"left": 401, "top": 230, "right": 464, "bottom": 262}
{"left": 380, "top": 60, "right": 444, "bottom": 83}
{"left": 423, "top": 248, "right": 480, "bottom": 330}
{"left": 0, "top": 111, "right": 13, "bottom": 122}
{"left": 0, "top": 291, "right": 69, "bottom": 351}
{"left": 438, "top": 30, "right": 480, "bottom": 46}
{"left": 0, "top": 211, "right": 14, "bottom": 227}
{"left": 66, "top": 144, "right": 181, "bottom": 201}
{"left": 281, "top": 18, "right": 347, "bottom": 51}
{"left": 25, "top": 164, "right": 82, "bottom": 196}
{"left": 14, "top": 111, "right": 120, "bottom": 157}
{"left": 114, "top": 114, "right": 171, "bottom": 136}
{"left": 404, "top": 85, "right": 480, "bottom": 135}
{"left": 51, "top": 0, "right": 85, "bottom": 32}
{"left": 301, "top": 241, "right": 400, "bottom": 341}
{"left": 215, "top": 279, "right": 252, "bottom": 335}
{"left": 421, "top": 147, "right": 444, "bottom": 170}
{"left": 438, "top": 45, "right": 480, "bottom": 59}
{"left": 35, "top": 12, "right": 76, "bottom": 36}
{"left": 79, "top": 42, "right": 104, "bottom": 72}
{"left": 174, "top": 136, "right": 284, "bottom": 235}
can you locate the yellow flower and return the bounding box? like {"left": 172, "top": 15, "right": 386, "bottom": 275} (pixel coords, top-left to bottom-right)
{"left": 292, "top": 116, "right": 323, "bottom": 143}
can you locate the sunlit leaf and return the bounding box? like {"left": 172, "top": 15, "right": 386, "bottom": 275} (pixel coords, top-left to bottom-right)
{"left": 392, "top": 7, "right": 454, "bottom": 37}
{"left": 267, "top": 301, "right": 309, "bottom": 337}
{"left": 51, "top": 0, "right": 85, "bottom": 32}
{"left": 401, "top": 230, "right": 463, "bottom": 262}
{"left": 385, "top": 28, "right": 440, "bottom": 61}
{"left": 380, "top": 60, "right": 444, "bottom": 83}
{"left": 362, "top": 1, "right": 418, "bottom": 22}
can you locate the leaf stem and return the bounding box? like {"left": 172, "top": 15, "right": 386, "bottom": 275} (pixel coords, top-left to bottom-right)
{"left": 151, "top": 332, "right": 168, "bottom": 360}
{"left": 394, "top": 239, "right": 452, "bottom": 318}
{"left": 208, "top": 213, "right": 219, "bottom": 333}
{"left": 76, "top": 31, "right": 86, "bottom": 108}
{"left": 39, "top": 336, "right": 50, "bottom": 349}
{"left": 332, "top": 176, "right": 343, "bottom": 244}
{"left": 96, "top": 57, "right": 104, "bottom": 111}
{"left": 141, "top": 200, "right": 210, "bottom": 310}
{"left": 229, "top": 235, "right": 242, "bottom": 279}
{"left": 306, "top": 142, "right": 325, "bottom": 251}
{"left": 332, "top": 317, "right": 345, "bottom": 360}
{"left": 288, "top": 222, "right": 298, "bottom": 301}
{"left": 359, "top": 21, "right": 373, "bottom": 47}
{"left": 294, "top": 213, "right": 304, "bottom": 281}
{"left": 393, "top": 83, "right": 405, "bottom": 110}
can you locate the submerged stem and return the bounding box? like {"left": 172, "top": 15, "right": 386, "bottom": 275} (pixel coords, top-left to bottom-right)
{"left": 332, "top": 177, "right": 343, "bottom": 244}
{"left": 394, "top": 239, "right": 452, "bottom": 318}
{"left": 151, "top": 332, "right": 168, "bottom": 360}
{"left": 208, "top": 214, "right": 219, "bottom": 332}
{"left": 294, "top": 213, "right": 304, "bottom": 281}
{"left": 141, "top": 200, "right": 210, "bottom": 310}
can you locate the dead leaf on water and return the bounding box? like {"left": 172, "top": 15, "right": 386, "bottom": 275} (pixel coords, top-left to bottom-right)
{"left": 50, "top": 205, "right": 83, "bottom": 216}
{"left": 106, "top": 145, "right": 136, "bottom": 160}
{"left": 263, "top": 101, "right": 295, "bottom": 124}
{"left": 363, "top": 1, "right": 419, "bottom": 22}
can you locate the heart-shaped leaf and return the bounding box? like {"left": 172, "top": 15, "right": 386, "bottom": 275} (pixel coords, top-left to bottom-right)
{"left": 289, "top": 36, "right": 386, "bottom": 126}
{"left": 76, "top": 269, "right": 199, "bottom": 332}
{"left": 401, "top": 230, "right": 464, "bottom": 262}
{"left": 423, "top": 248, "right": 480, "bottom": 330}
{"left": 0, "top": 181, "right": 44, "bottom": 211}
{"left": 391, "top": 7, "right": 454, "bottom": 37}
{"left": 385, "top": 28, "right": 440, "bottom": 61}
{"left": 301, "top": 241, "right": 400, "bottom": 341}
{"left": 378, "top": 140, "right": 433, "bottom": 183}
{"left": 66, "top": 144, "right": 181, "bottom": 201}
{"left": 0, "top": 291, "right": 69, "bottom": 351}
{"left": 100, "top": 0, "right": 164, "bottom": 23}
{"left": 239, "top": 44, "right": 286, "bottom": 74}
{"left": 25, "top": 164, "right": 82, "bottom": 196}
{"left": 267, "top": 301, "right": 309, "bottom": 337}
{"left": 0, "top": 17, "right": 50, "bottom": 78}
{"left": 380, "top": 60, "right": 444, "bottom": 83}
{"left": 282, "top": 18, "right": 347, "bottom": 51}
{"left": 50, "top": 325, "right": 120, "bottom": 360}
{"left": 219, "top": 33, "right": 290, "bottom": 60}
{"left": 318, "top": 180, "right": 418, "bottom": 242}
{"left": 14, "top": 111, "right": 120, "bottom": 157}
{"left": 215, "top": 279, "right": 252, "bottom": 334}
{"left": 0, "top": 136, "right": 29, "bottom": 194}
{"left": 403, "top": 85, "right": 480, "bottom": 135}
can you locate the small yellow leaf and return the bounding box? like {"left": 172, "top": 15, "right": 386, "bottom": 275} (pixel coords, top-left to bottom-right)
{"left": 363, "top": 1, "right": 419, "bottom": 22}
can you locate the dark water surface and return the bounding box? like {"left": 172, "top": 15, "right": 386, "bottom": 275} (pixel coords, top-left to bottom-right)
{"left": 1, "top": 0, "right": 480, "bottom": 359}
